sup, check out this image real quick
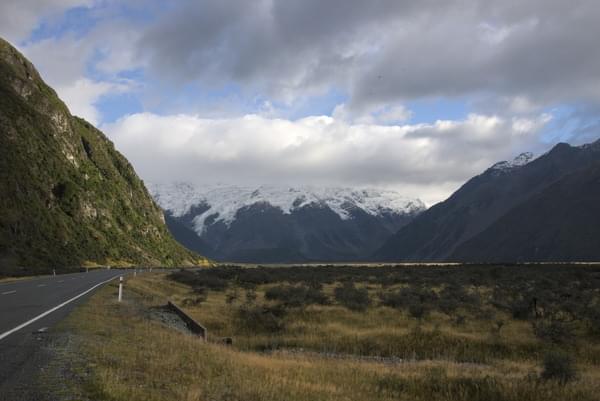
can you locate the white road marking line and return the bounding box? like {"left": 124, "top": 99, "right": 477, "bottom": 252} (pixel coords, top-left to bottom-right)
{"left": 0, "top": 275, "right": 120, "bottom": 341}
{"left": 37, "top": 284, "right": 46, "bottom": 287}
{"left": 1, "top": 290, "right": 16, "bottom": 295}
{"left": 58, "top": 280, "right": 64, "bottom": 283}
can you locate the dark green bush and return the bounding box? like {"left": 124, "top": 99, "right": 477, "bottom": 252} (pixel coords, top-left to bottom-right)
{"left": 168, "top": 265, "right": 600, "bottom": 333}
{"left": 334, "top": 282, "right": 370, "bottom": 311}
{"left": 236, "top": 304, "right": 286, "bottom": 333}
{"left": 53, "top": 180, "right": 80, "bottom": 216}
{"left": 264, "top": 284, "right": 327, "bottom": 308}
{"left": 437, "top": 297, "right": 460, "bottom": 315}
{"left": 533, "top": 320, "right": 574, "bottom": 344}
{"left": 380, "top": 287, "right": 436, "bottom": 319}
{"left": 540, "top": 350, "right": 577, "bottom": 384}
{"left": 586, "top": 309, "right": 600, "bottom": 336}
{"left": 508, "top": 299, "right": 532, "bottom": 320}
{"left": 226, "top": 288, "right": 240, "bottom": 304}
{"left": 169, "top": 270, "right": 228, "bottom": 291}
{"left": 379, "top": 290, "right": 405, "bottom": 309}
{"left": 408, "top": 301, "right": 428, "bottom": 319}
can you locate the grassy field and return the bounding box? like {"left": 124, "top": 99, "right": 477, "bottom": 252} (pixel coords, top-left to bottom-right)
{"left": 60, "top": 264, "right": 600, "bottom": 400}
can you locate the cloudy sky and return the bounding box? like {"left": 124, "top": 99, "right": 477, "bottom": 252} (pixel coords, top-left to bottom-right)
{"left": 2, "top": 0, "right": 600, "bottom": 205}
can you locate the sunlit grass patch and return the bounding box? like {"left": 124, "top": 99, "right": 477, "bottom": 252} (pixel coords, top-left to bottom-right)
{"left": 60, "top": 267, "right": 600, "bottom": 401}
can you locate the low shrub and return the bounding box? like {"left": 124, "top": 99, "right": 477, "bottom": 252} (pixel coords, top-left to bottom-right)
{"left": 587, "top": 309, "right": 600, "bottom": 337}
{"left": 408, "top": 301, "right": 428, "bottom": 319}
{"left": 540, "top": 350, "right": 577, "bottom": 384}
{"left": 533, "top": 319, "right": 574, "bottom": 344}
{"left": 378, "top": 290, "right": 405, "bottom": 309}
{"left": 264, "top": 284, "right": 328, "bottom": 308}
{"left": 169, "top": 270, "right": 229, "bottom": 291}
{"left": 380, "top": 287, "right": 434, "bottom": 318}
{"left": 245, "top": 288, "right": 257, "bottom": 304}
{"left": 181, "top": 294, "right": 207, "bottom": 307}
{"left": 437, "top": 297, "right": 460, "bottom": 315}
{"left": 334, "top": 282, "right": 370, "bottom": 311}
{"left": 508, "top": 298, "right": 532, "bottom": 320}
{"left": 454, "top": 314, "right": 467, "bottom": 326}
{"left": 226, "top": 288, "right": 240, "bottom": 304}
{"left": 235, "top": 304, "right": 287, "bottom": 333}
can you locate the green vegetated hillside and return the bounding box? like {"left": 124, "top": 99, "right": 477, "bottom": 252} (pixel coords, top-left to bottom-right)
{"left": 0, "top": 38, "right": 208, "bottom": 275}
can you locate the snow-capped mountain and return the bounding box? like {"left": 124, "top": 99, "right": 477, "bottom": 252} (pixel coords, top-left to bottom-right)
{"left": 489, "top": 152, "right": 535, "bottom": 173}
{"left": 376, "top": 139, "right": 600, "bottom": 262}
{"left": 149, "top": 183, "right": 426, "bottom": 262}
{"left": 150, "top": 183, "right": 425, "bottom": 232}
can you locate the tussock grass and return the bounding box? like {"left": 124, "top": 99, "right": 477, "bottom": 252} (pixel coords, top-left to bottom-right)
{"left": 169, "top": 265, "right": 600, "bottom": 363}
{"left": 60, "top": 270, "right": 600, "bottom": 400}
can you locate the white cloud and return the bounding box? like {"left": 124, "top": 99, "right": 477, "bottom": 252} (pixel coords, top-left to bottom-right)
{"left": 377, "top": 105, "right": 413, "bottom": 124}
{"left": 333, "top": 103, "right": 413, "bottom": 125}
{"left": 4, "top": 0, "right": 595, "bottom": 205}
{"left": 90, "top": 20, "right": 145, "bottom": 75}
{"left": 22, "top": 36, "right": 93, "bottom": 86}
{"left": 0, "top": 0, "right": 93, "bottom": 42}
{"left": 104, "top": 112, "right": 550, "bottom": 205}
{"left": 8, "top": 0, "right": 600, "bottom": 136}
{"left": 55, "top": 78, "right": 129, "bottom": 125}
{"left": 511, "top": 114, "right": 552, "bottom": 135}
{"left": 21, "top": 32, "right": 138, "bottom": 125}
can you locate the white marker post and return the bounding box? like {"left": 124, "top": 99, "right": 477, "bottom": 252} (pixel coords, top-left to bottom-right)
{"left": 118, "top": 276, "right": 123, "bottom": 302}
{"left": 53, "top": 269, "right": 56, "bottom": 276}
{"left": 134, "top": 269, "right": 137, "bottom": 277}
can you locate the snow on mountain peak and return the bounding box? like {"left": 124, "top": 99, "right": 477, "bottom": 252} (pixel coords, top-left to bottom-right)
{"left": 490, "top": 152, "right": 534, "bottom": 172}
{"left": 149, "top": 183, "right": 426, "bottom": 234}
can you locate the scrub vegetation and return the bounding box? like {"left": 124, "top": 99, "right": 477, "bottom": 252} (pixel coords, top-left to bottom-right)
{"left": 61, "top": 264, "right": 600, "bottom": 400}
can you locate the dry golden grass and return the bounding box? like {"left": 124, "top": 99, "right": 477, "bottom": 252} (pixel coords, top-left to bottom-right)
{"left": 58, "top": 273, "right": 600, "bottom": 401}
{"left": 156, "top": 278, "right": 550, "bottom": 363}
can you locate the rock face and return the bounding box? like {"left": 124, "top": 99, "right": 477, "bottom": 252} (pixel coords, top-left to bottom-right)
{"left": 375, "top": 140, "right": 600, "bottom": 262}
{"left": 0, "top": 38, "right": 207, "bottom": 274}
{"left": 151, "top": 183, "right": 425, "bottom": 263}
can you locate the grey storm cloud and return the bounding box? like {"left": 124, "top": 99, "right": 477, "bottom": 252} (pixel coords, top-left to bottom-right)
{"left": 135, "top": 0, "right": 600, "bottom": 111}
{"left": 5, "top": 0, "right": 598, "bottom": 205}
{"left": 0, "top": 0, "right": 91, "bottom": 42}
{"left": 136, "top": 0, "right": 451, "bottom": 101}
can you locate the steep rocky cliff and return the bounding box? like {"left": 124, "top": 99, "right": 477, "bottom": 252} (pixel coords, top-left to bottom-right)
{"left": 0, "top": 38, "right": 208, "bottom": 274}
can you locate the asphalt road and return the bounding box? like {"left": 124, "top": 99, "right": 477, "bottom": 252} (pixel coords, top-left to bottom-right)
{"left": 0, "top": 269, "right": 126, "bottom": 399}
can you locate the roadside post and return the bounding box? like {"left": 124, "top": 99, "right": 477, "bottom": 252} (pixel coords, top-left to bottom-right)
{"left": 118, "top": 276, "right": 123, "bottom": 302}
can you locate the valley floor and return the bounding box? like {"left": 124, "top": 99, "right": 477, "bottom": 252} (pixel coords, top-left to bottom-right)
{"left": 52, "top": 265, "right": 600, "bottom": 401}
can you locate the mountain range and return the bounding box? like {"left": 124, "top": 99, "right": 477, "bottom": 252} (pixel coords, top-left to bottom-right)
{"left": 376, "top": 140, "right": 600, "bottom": 262}
{"left": 0, "top": 38, "right": 207, "bottom": 275}
{"left": 150, "top": 184, "right": 425, "bottom": 262}
{"left": 152, "top": 138, "right": 600, "bottom": 264}
{"left": 2, "top": 35, "right": 598, "bottom": 269}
